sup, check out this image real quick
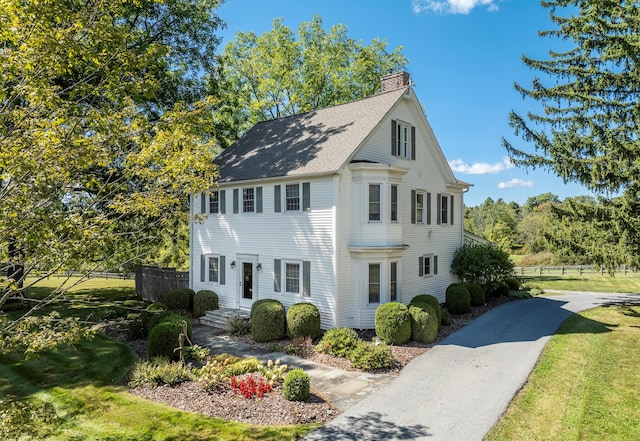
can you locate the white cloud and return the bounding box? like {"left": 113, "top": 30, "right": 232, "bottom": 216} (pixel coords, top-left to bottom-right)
{"left": 497, "top": 178, "right": 534, "bottom": 189}
{"left": 412, "top": 0, "right": 501, "bottom": 15}
{"left": 449, "top": 156, "right": 514, "bottom": 174}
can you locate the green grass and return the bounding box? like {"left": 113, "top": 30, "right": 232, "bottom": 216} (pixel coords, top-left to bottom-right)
{"left": 485, "top": 304, "right": 640, "bottom": 441}
{"left": 1, "top": 278, "right": 318, "bottom": 440}
{"left": 521, "top": 272, "right": 640, "bottom": 294}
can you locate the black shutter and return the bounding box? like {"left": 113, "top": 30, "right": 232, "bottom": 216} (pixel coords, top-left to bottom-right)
{"left": 391, "top": 119, "right": 397, "bottom": 156}
{"left": 201, "top": 193, "right": 206, "bottom": 214}
{"left": 233, "top": 189, "right": 239, "bottom": 213}
{"left": 274, "top": 185, "right": 281, "bottom": 212}
{"left": 411, "top": 190, "right": 416, "bottom": 224}
{"left": 426, "top": 192, "right": 432, "bottom": 225}
{"left": 436, "top": 193, "right": 441, "bottom": 225}
{"left": 303, "top": 261, "right": 311, "bottom": 297}
{"left": 256, "top": 186, "right": 263, "bottom": 213}
{"left": 450, "top": 195, "right": 455, "bottom": 225}
{"left": 200, "top": 255, "right": 205, "bottom": 282}
{"left": 303, "top": 182, "right": 311, "bottom": 211}
{"left": 274, "top": 259, "right": 281, "bottom": 292}
{"left": 434, "top": 255, "right": 438, "bottom": 275}
{"left": 411, "top": 126, "right": 416, "bottom": 160}
{"left": 419, "top": 256, "right": 424, "bottom": 277}
{"left": 220, "top": 256, "right": 226, "bottom": 285}
{"left": 220, "top": 190, "right": 226, "bottom": 214}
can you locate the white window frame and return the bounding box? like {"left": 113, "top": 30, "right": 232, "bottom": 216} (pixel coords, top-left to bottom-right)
{"left": 208, "top": 255, "right": 220, "bottom": 284}
{"left": 368, "top": 262, "right": 381, "bottom": 305}
{"left": 368, "top": 183, "right": 382, "bottom": 222}
{"left": 422, "top": 254, "right": 434, "bottom": 277}
{"left": 242, "top": 187, "right": 255, "bottom": 213}
{"left": 285, "top": 183, "right": 301, "bottom": 212}
{"left": 415, "top": 191, "right": 425, "bottom": 224}
{"left": 395, "top": 121, "right": 412, "bottom": 159}
{"left": 284, "top": 260, "right": 301, "bottom": 295}
{"left": 209, "top": 190, "right": 219, "bottom": 214}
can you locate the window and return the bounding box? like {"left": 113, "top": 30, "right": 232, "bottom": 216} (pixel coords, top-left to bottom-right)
{"left": 390, "top": 262, "right": 398, "bottom": 301}
{"left": 286, "top": 184, "right": 300, "bottom": 211}
{"left": 390, "top": 185, "right": 398, "bottom": 222}
{"left": 415, "top": 192, "right": 424, "bottom": 224}
{"left": 441, "top": 194, "right": 449, "bottom": 225}
{"left": 286, "top": 262, "right": 300, "bottom": 294}
{"left": 209, "top": 190, "right": 219, "bottom": 214}
{"left": 391, "top": 120, "right": 415, "bottom": 160}
{"left": 368, "top": 263, "right": 381, "bottom": 304}
{"left": 368, "top": 184, "right": 381, "bottom": 221}
{"left": 208, "top": 257, "right": 219, "bottom": 283}
{"left": 419, "top": 255, "right": 438, "bottom": 277}
{"left": 243, "top": 188, "right": 254, "bottom": 212}
{"left": 437, "top": 194, "right": 454, "bottom": 225}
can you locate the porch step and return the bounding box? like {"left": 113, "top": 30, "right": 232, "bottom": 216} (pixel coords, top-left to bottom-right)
{"left": 200, "top": 308, "right": 250, "bottom": 330}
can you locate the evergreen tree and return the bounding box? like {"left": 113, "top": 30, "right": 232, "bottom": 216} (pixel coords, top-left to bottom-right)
{"left": 503, "top": 0, "right": 640, "bottom": 268}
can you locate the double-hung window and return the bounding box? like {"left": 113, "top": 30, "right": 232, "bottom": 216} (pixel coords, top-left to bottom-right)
{"left": 415, "top": 192, "right": 424, "bottom": 224}
{"left": 441, "top": 194, "right": 449, "bottom": 224}
{"left": 368, "top": 263, "right": 381, "bottom": 304}
{"left": 390, "top": 262, "right": 398, "bottom": 301}
{"left": 437, "top": 193, "right": 454, "bottom": 225}
{"left": 286, "top": 184, "right": 300, "bottom": 211}
{"left": 285, "top": 262, "right": 300, "bottom": 294}
{"left": 243, "top": 188, "right": 255, "bottom": 212}
{"left": 391, "top": 120, "right": 415, "bottom": 160}
{"left": 209, "top": 190, "right": 219, "bottom": 214}
{"left": 419, "top": 255, "right": 438, "bottom": 277}
{"left": 390, "top": 185, "right": 398, "bottom": 222}
{"left": 208, "top": 257, "right": 219, "bottom": 283}
{"left": 368, "top": 184, "right": 381, "bottom": 221}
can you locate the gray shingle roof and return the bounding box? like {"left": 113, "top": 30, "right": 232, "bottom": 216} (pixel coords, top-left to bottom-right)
{"left": 215, "top": 87, "right": 408, "bottom": 183}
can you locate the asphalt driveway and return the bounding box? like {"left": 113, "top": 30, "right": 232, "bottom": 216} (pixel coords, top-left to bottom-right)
{"left": 304, "top": 291, "right": 639, "bottom": 441}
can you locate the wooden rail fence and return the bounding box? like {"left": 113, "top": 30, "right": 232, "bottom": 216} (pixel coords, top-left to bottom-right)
{"left": 514, "top": 265, "right": 637, "bottom": 277}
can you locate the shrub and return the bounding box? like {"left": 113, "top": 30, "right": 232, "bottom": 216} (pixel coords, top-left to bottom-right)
{"left": 451, "top": 243, "right": 514, "bottom": 287}
{"left": 466, "top": 283, "right": 485, "bottom": 306}
{"left": 374, "top": 302, "right": 411, "bottom": 345}
{"left": 441, "top": 308, "right": 451, "bottom": 326}
{"left": 286, "top": 303, "right": 321, "bottom": 339}
{"left": 490, "top": 281, "right": 510, "bottom": 297}
{"left": 445, "top": 284, "right": 471, "bottom": 314}
{"left": 164, "top": 289, "right": 190, "bottom": 311}
{"left": 147, "top": 321, "right": 184, "bottom": 360}
{"left": 197, "top": 354, "right": 262, "bottom": 392}
{"left": 193, "top": 290, "right": 219, "bottom": 317}
{"left": 148, "top": 311, "right": 192, "bottom": 338}
{"left": 315, "top": 328, "right": 359, "bottom": 358}
{"left": 147, "top": 302, "right": 167, "bottom": 312}
{"left": 257, "top": 359, "right": 289, "bottom": 386}
{"left": 509, "top": 290, "right": 533, "bottom": 300}
{"left": 283, "top": 368, "right": 310, "bottom": 401}
{"left": 129, "top": 357, "right": 193, "bottom": 387}
{"left": 250, "top": 299, "right": 273, "bottom": 321}
{"left": 409, "top": 305, "right": 438, "bottom": 344}
{"left": 505, "top": 277, "right": 521, "bottom": 291}
{"left": 183, "top": 344, "right": 210, "bottom": 364}
{"left": 409, "top": 294, "right": 442, "bottom": 324}
{"left": 227, "top": 314, "right": 251, "bottom": 336}
{"left": 184, "top": 288, "right": 196, "bottom": 310}
{"left": 251, "top": 299, "right": 286, "bottom": 342}
{"left": 348, "top": 340, "right": 394, "bottom": 370}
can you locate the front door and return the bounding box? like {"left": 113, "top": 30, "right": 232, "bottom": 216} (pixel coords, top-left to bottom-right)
{"left": 238, "top": 255, "right": 258, "bottom": 309}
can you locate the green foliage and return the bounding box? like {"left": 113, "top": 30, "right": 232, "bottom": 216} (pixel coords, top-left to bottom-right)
{"left": 147, "top": 322, "right": 183, "bottom": 360}
{"left": 348, "top": 341, "right": 395, "bottom": 370}
{"left": 147, "top": 303, "right": 168, "bottom": 312}
{"left": 315, "top": 327, "right": 360, "bottom": 358}
{"left": 374, "top": 302, "right": 411, "bottom": 345}
{"left": 250, "top": 298, "right": 274, "bottom": 321}
{"left": 445, "top": 284, "right": 471, "bottom": 315}
{"left": 217, "top": 14, "right": 407, "bottom": 141}
{"left": 148, "top": 311, "right": 192, "bottom": 338}
{"left": 509, "top": 290, "right": 533, "bottom": 300}
{"left": 409, "top": 294, "right": 442, "bottom": 324}
{"left": 490, "top": 281, "right": 510, "bottom": 298}
{"left": 197, "top": 354, "right": 262, "bottom": 392}
{"left": 227, "top": 314, "right": 251, "bottom": 336}
{"left": 286, "top": 303, "right": 321, "bottom": 339}
{"left": 0, "top": 396, "right": 61, "bottom": 439}
{"left": 251, "top": 299, "right": 286, "bottom": 342}
{"left": 466, "top": 283, "right": 486, "bottom": 306}
{"left": 282, "top": 368, "right": 310, "bottom": 402}
{"left": 183, "top": 344, "right": 210, "bottom": 364}
{"left": 464, "top": 197, "right": 519, "bottom": 251}
{"left": 193, "top": 290, "right": 219, "bottom": 317}
{"left": 257, "top": 359, "right": 289, "bottom": 386}
{"left": 164, "top": 289, "right": 191, "bottom": 311}
{"left": 451, "top": 243, "right": 515, "bottom": 287}
{"left": 505, "top": 278, "right": 521, "bottom": 291}
{"left": 129, "top": 358, "right": 193, "bottom": 387}
{"left": 441, "top": 308, "right": 451, "bottom": 326}
{"left": 409, "top": 305, "right": 438, "bottom": 344}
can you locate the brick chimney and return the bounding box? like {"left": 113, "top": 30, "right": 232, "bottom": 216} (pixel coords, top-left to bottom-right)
{"left": 381, "top": 71, "right": 411, "bottom": 92}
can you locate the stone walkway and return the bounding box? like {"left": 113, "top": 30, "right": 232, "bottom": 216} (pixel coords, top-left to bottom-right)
{"left": 191, "top": 325, "right": 395, "bottom": 411}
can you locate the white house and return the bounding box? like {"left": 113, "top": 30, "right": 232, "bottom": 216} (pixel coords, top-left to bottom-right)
{"left": 190, "top": 72, "right": 471, "bottom": 329}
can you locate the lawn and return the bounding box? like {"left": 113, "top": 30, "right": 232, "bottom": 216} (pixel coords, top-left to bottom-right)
{"left": 522, "top": 272, "right": 640, "bottom": 294}
{"left": 0, "top": 278, "right": 318, "bottom": 440}
{"left": 485, "top": 303, "right": 640, "bottom": 441}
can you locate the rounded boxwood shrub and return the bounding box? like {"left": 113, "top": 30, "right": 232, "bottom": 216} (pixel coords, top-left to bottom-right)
{"left": 148, "top": 311, "right": 192, "bottom": 338}
{"left": 250, "top": 298, "right": 274, "bottom": 321}
{"left": 374, "top": 302, "right": 411, "bottom": 345}
{"left": 147, "top": 321, "right": 184, "bottom": 360}
{"left": 348, "top": 340, "right": 394, "bottom": 370}
{"left": 409, "top": 304, "right": 438, "bottom": 344}
{"left": 505, "top": 277, "right": 521, "bottom": 291}
{"left": 193, "top": 290, "right": 219, "bottom": 318}
{"left": 164, "top": 289, "right": 190, "bottom": 311}
{"left": 441, "top": 308, "right": 451, "bottom": 326}
{"left": 251, "top": 299, "right": 286, "bottom": 342}
{"left": 466, "top": 283, "right": 485, "bottom": 306}
{"left": 287, "top": 303, "right": 321, "bottom": 339}
{"left": 409, "top": 294, "right": 442, "bottom": 325}
{"left": 445, "top": 283, "right": 471, "bottom": 314}
{"left": 315, "top": 327, "right": 360, "bottom": 358}
{"left": 490, "top": 281, "right": 510, "bottom": 297}
{"left": 283, "top": 368, "right": 310, "bottom": 401}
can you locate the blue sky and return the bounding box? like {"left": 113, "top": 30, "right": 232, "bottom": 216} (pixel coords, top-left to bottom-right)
{"left": 216, "top": 0, "right": 593, "bottom": 207}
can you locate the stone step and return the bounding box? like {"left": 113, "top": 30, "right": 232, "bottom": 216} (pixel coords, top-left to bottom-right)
{"left": 199, "top": 308, "right": 250, "bottom": 330}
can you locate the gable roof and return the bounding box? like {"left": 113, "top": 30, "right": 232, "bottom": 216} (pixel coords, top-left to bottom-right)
{"left": 215, "top": 87, "right": 409, "bottom": 183}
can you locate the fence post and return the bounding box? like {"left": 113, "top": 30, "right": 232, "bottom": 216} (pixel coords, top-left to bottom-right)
{"left": 579, "top": 266, "right": 583, "bottom": 276}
